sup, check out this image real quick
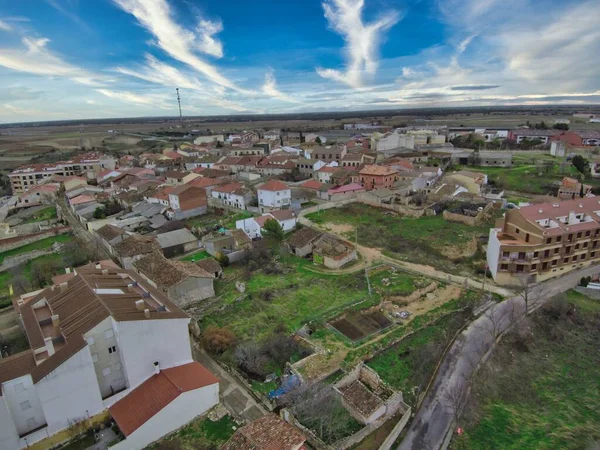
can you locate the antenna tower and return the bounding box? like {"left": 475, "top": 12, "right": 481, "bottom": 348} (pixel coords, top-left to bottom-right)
{"left": 176, "top": 88, "right": 183, "bottom": 128}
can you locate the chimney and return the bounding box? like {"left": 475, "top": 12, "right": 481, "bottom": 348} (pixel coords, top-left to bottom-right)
{"left": 44, "top": 336, "right": 55, "bottom": 356}
{"left": 144, "top": 308, "right": 151, "bottom": 319}
{"left": 51, "top": 314, "right": 60, "bottom": 328}
{"left": 65, "top": 267, "right": 71, "bottom": 274}
{"left": 154, "top": 361, "right": 160, "bottom": 375}
{"left": 95, "top": 263, "right": 102, "bottom": 270}
{"left": 135, "top": 299, "right": 145, "bottom": 311}
{"left": 102, "top": 269, "right": 108, "bottom": 275}
{"left": 59, "top": 282, "right": 68, "bottom": 293}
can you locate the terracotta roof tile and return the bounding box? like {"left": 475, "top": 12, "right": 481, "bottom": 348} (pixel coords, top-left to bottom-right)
{"left": 258, "top": 180, "right": 289, "bottom": 192}
{"left": 358, "top": 165, "right": 399, "bottom": 176}
{"left": 110, "top": 362, "right": 218, "bottom": 436}
{"left": 134, "top": 252, "right": 213, "bottom": 288}
{"left": 0, "top": 350, "right": 36, "bottom": 384}
{"left": 285, "top": 227, "right": 322, "bottom": 248}
{"left": 222, "top": 414, "right": 305, "bottom": 450}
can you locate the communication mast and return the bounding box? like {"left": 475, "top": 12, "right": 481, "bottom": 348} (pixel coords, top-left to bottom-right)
{"left": 176, "top": 88, "right": 183, "bottom": 128}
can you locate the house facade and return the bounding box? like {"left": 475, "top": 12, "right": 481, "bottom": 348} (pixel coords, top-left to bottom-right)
{"left": 235, "top": 210, "right": 297, "bottom": 239}
{"left": 0, "top": 263, "right": 217, "bottom": 449}
{"left": 487, "top": 197, "right": 600, "bottom": 285}
{"left": 211, "top": 182, "right": 252, "bottom": 210}
{"left": 358, "top": 165, "right": 399, "bottom": 191}
{"left": 257, "top": 180, "right": 291, "bottom": 212}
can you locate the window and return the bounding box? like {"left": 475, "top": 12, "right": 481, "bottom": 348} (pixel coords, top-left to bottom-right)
{"left": 526, "top": 234, "right": 530, "bottom": 243}
{"left": 573, "top": 255, "right": 578, "bottom": 261}
{"left": 552, "top": 260, "right": 557, "bottom": 266}
{"left": 557, "top": 236, "right": 562, "bottom": 242}
{"left": 584, "top": 242, "right": 589, "bottom": 248}
{"left": 14, "top": 382, "right": 25, "bottom": 394}
{"left": 112, "top": 362, "right": 121, "bottom": 371}
{"left": 568, "top": 234, "right": 573, "bottom": 242}
{"left": 92, "top": 353, "right": 99, "bottom": 362}
{"left": 102, "top": 367, "right": 112, "bottom": 377}
{"left": 577, "top": 232, "right": 582, "bottom": 238}
{"left": 586, "top": 231, "right": 591, "bottom": 237}
{"left": 20, "top": 401, "right": 31, "bottom": 411}
{"left": 546, "top": 237, "right": 551, "bottom": 244}
{"left": 86, "top": 336, "right": 95, "bottom": 345}
{"left": 592, "top": 252, "right": 596, "bottom": 258}
{"left": 515, "top": 228, "right": 520, "bottom": 234}
{"left": 564, "top": 257, "right": 570, "bottom": 263}
{"left": 533, "top": 251, "right": 539, "bottom": 258}
{"left": 582, "top": 254, "right": 587, "bottom": 260}
{"left": 104, "top": 329, "right": 114, "bottom": 339}
{"left": 26, "top": 418, "right": 36, "bottom": 429}
{"left": 554, "top": 247, "right": 559, "bottom": 254}
{"left": 531, "top": 264, "right": 537, "bottom": 270}
{"left": 575, "top": 244, "right": 580, "bottom": 250}
{"left": 502, "top": 252, "right": 509, "bottom": 258}
{"left": 544, "top": 250, "right": 550, "bottom": 257}
{"left": 108, "top": 346, "right": 117, "bottom": 354}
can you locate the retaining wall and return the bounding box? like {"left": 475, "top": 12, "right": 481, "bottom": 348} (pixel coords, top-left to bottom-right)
{"left": 0, "top": 227, "right": 70, "bottom": 252}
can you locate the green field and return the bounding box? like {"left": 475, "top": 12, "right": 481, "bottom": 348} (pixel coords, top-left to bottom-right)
{"left": 451, "top": 290, "right": 600, "bottom": 450}
{"left": 20, "top": 206, "right": 58, "bottom": 224}
{"left": 0, "top": 233, "right": 72, "bottom": 265}
{"left": 201, "top": 255, "right": 382, "bottom": 340}
{"left": 369, "top": 267, "right": 431, "bottom": 297}
{"left": 181, "top": 250, "right": 211, "bottom": 262}
{"left": 306, "top": 204, "right": 493, "bottom": 274}
{"left": 149, "top": 414, "right": 236, "bottom": 450}
{"left": 367, "top": 309, "right": 470, "bottom": 405}
{"left": 186, "top": 210, "right": 254, "bottom": 230}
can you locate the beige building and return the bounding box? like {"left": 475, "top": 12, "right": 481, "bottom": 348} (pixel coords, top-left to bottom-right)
{"left": 487, "top": 197, "right": 600, "bottom": 285}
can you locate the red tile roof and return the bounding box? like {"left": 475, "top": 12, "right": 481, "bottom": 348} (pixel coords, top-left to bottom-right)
{"left": 301, "top": 179, "right": 324, "bottom": 190}
{"left": 109, "top": 362, "right": 218, "bottom": 437}
{"left": 222, "top": 414, "right": 305, "bottom": 450}
{"left": 258, "top": 180, "right": 289, "bottom": 192}
{"left": 328, "top": 182, "right": 365, "bottom": 194}
{"left": 270, "top": 209, "right": 295, "bottom": 221}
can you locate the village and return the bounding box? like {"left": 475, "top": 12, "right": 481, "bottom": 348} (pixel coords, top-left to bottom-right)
{"left": 0, "top": 114, "right": 599, "bottom": 450}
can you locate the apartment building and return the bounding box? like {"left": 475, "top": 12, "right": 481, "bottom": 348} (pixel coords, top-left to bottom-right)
{"left": 8, "top": 153, "right": 115, "bottom": 194}
{"left": 487, "top": 197, "right": 600, "bottom": 285}
{"left": 358, "top": 165, "right": 399, "bottom": 191}
{"left": 0, "top": 261, "right": 218, "bottom": 449}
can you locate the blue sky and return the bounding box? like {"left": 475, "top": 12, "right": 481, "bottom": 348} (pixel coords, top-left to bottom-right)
{"left": 0, "top": 0, "right": 598, "bottom": 123}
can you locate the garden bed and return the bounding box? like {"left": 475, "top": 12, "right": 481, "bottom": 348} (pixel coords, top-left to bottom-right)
{"left": 330, "top": 310, "right": 392, "bottom": 342}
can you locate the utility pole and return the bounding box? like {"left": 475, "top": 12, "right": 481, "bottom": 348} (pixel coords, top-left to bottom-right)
{"left": 176, "top": 88, "right": 183, "bottom": 128}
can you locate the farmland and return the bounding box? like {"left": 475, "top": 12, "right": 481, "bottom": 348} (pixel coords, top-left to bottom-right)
{"left": 306, "top": 203, "right": 494, "bottom": 274}
{"left": 451, "top": 290, "right": 600, "bottom": 450}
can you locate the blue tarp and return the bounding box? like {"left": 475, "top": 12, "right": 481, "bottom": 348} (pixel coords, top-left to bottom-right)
{"left": 268, "top": 374, "right": 300, "bottom": 399}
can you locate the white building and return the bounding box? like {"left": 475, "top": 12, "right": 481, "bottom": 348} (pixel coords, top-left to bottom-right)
{"left": 0, "top": 262, "right": 218, "bottom": 450}
{"left": 193, "top": 135, "right": 224, "bottom": 145}
{"left": 236, "top": 210, "right": 297, "bottom": 239}
{"left": 263, "top": 130, "right": 280, "bottom": 140}
{"left": 372, "top": 132, "right": 415, "bottom": 151}
{"left": 211, "top": 182, "right": 252, "bottom": 210}
{"left": 550, "top": 141, "right": 566, "bottom": 157}
{"left": 257, "top": 180, "right": 291, "bottom": 212}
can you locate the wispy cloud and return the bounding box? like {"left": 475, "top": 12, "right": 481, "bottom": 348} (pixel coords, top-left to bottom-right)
{"left": 196, "top": 19, "right": 223, "bottom": 58}
{"left": 262, "top": 70, "right": 300, "bottom": 103}
{"left": 450, "top": 85, "right": 499, "bottom": 91}
{"left": 0, "top": 19, "right": 12, "bottom": 31}
{"left": 113, "top": 0, "right": 249, "bottom": 93}
{"left": 116, "top": 54, "right": 203, "bottom": 90}
{"left": 317, "top": 0, "right": 401, "bottom": 88}
{"left": 45, "top": 0, "right": 92, "bottom": 32}
{"left": 96, "top": 89, "right": 172, "bottom": 109}
{"left": 0, "top": 37, "right": 107, "bottom": 86}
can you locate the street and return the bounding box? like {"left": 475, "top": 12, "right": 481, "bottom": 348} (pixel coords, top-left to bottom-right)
{"left": 397, "top": 265, "right": 600, "bottom": 450}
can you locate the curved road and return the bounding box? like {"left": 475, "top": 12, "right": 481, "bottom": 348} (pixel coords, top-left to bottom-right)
{"left": 397, "top": 265, "right": 600, "bottom": 450}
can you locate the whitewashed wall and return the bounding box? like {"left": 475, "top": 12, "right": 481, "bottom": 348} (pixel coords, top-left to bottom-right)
{"left": 2, "top": 375, "right": 46, "bottom": 437}
{"left": 0, "top": 394, "right": 20, "bottom": 450}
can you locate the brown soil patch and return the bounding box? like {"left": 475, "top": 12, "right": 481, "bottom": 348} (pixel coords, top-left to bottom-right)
{"left": 323, "top": 222, "right": 354, "bottom": 234}
{"left": 440, "top": 237, "right": 478, "bottom": 260}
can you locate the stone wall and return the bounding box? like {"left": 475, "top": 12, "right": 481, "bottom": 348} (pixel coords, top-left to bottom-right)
{"left": 443, "top": 202, "right": 495, "bottom": 227}
{"left": 378, "top": 406, "right": 412, "bottom": 450}
{"left": 0, "top": 227, "right": 70, "bottom": 253}
{"left": 356, "top": 192, "right": 430, "bottom": 217}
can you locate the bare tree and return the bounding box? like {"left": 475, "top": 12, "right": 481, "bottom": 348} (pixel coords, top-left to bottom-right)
{"left": 233, "top": 342, "right": 270, "bottom": 378}
{"left": 65, "top": 417, "right": 89, "bottom": 440}
{"left": 516, "top": 275, "right": 543, "bottom": 314}
{"left": 476, "top": 303, "right": 507, "bottom": 343}
{"left": 442, "top": 378, "right": 470, "bottom": 423}
{"left": 284, "top": 382, "right": 356, "bottom": 444}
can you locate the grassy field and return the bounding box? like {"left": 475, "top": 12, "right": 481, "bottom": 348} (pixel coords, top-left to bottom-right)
{"left": 20, "top": 206, "right": 57, "bottom": 224}
{"left": 149, "top": 414, "right": 236, "bottom": 450}
{"left": 451, "top": 290, "right": 600, "bottom": 450}
{"left": 0, "top": 252, "right": 66, "bottom": 299}
{"left": 0, "top": 233, "right": 71, "bottom": 265}
{"left": 306, "top": 204, "right": 492, "bottom": 274}
{"left": 181, "top": 250, "right": 211, "bottom": 262}
{"left": 201, "top": 255, "right": 379, "bottom": 340}
{"left": 369, "top": 266, "right": 431, "bottom": 297}
{"left": 367, "top": 309, "right": 471, "bottom": 405}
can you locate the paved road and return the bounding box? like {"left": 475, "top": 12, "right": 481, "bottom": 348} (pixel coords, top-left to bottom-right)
{"left": 57, "top": 200, "right": 111, "bottom": 260}
{"left": 193, "top": 345, "right": 267, "bottom": 422}
{"left": 397, "top": 265, "right": 600, "bottom": 450}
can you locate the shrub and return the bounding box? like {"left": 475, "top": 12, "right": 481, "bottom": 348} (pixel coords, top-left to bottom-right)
{"left": 202, "top": 326, "right": 236, "bottom": 355}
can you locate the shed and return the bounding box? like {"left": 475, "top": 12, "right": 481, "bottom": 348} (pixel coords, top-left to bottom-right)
{"left": 155, "top": 228, "right": 199, "bottom": 258}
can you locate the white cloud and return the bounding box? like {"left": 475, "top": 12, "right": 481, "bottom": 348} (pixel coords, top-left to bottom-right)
{"left": 0, "top": 37, "right": 106, "bottom": 86}
{"left": 96, "top": 89, "right": 172, "bottom": 109}
{"left": 262, "top": 71, "right": 300, "bottom": 103}
{"left": 113, "top": 0, "right": 249, "bottom": 92}
{"left": 0, "top": 19, "right": 11, "bottom": 31}
{"left": 196, "top": 19, "right": 223, "bottom": 58}
{"left": 317, "top": 0, "right": 401, "bottom": 88}
{"left": 86, "top": 99, "right": 97, "bottom": 105}
{"left": 116, "top": 54, "right": 203, "bottom": 90}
